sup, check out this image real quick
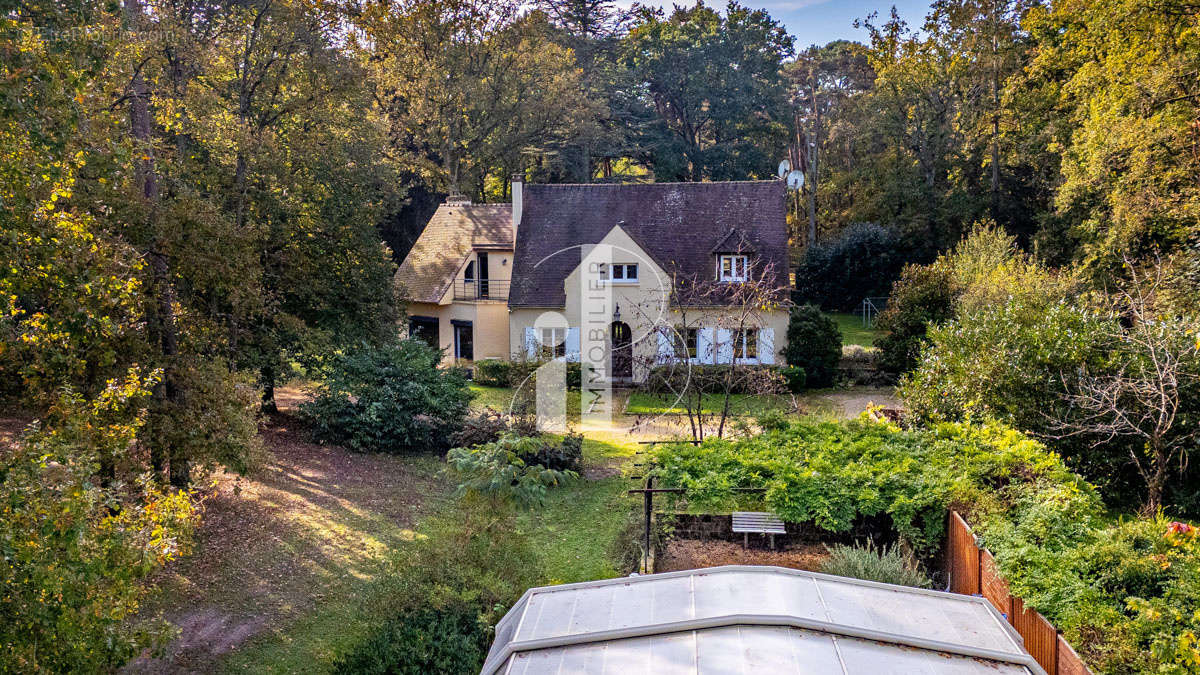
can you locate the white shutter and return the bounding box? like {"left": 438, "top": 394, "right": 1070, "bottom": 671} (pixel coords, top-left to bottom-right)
{"left": 715, "top": 328, "right": 734, "bottom": 364}
{"left": 565, "top": 327, "right": 581, "bottom": 362}
{"left": 524, "top": 326, "right": 537, "bottom": 359}
{"left": 696, "top": 327, "right": 714, "bottom": 364}
{"left": 758, "top": 327, "right": 775, "bottom": 364}
{"left": 656, "top": 327, "right": 674, "bottom": 364}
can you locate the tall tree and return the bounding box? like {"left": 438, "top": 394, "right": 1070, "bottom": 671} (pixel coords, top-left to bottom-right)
{"left": 619, "top": 1, "right": 794, "bottom": 181}
{"left": 355, "top": 0, "right": 593, "bottom": 199}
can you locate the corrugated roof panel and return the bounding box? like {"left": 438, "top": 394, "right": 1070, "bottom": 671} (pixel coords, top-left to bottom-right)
{"left": 485, "top": 566, "right": 1042, "bottom": 675}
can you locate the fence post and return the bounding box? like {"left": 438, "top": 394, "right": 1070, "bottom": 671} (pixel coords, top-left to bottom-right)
{"left": 642, "top": 475, "right": 654, "bottom": 574}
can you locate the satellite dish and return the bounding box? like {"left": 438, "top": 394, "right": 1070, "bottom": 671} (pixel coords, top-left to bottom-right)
{"left": 786, "top": 170, "right": 805, "bottom": 190}
{"left": 777, "top": 159, "right": 790, "bottom": 178}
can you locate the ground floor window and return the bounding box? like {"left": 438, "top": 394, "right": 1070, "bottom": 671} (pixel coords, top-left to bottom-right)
{"left": 540, "top": 327, "right": 566, "bottom": 358}
{"left": 410, "top": 316, "right": 439, "bottom": 349}
{"left": 452, "top": 320, "right": 473, "bottom": 360}
{"left": 733, "top": 328, "right": 757, "bottom": 360}
{"left": 673, "top": 327, "right": 698, "bottom": 360}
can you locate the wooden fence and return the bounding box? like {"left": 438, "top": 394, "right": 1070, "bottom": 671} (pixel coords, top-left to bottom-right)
{"left": 946, "top": 511, "right": 1091, "bottom": 675}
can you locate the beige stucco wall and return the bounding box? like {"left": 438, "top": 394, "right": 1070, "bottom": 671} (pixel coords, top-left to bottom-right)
{"left": 507, "top": 225, "right": 788, "bottom": 380}
{"left": 405, "top": 272, "right": 511, "bottom": 366}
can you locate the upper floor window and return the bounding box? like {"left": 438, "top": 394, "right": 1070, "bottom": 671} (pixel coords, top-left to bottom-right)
{"left": 599, "top": 263, "right": 639, "bottom": 283}
{"left": 718, "top": 255, "right": 749, "bottom": 282}
{"left": 464, "top": 260, "right": 476, "bottom": 282}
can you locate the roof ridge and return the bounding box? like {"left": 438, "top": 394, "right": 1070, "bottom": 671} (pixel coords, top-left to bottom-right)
{"left": 525, "top": 179, "right": 783, "bottom": 188}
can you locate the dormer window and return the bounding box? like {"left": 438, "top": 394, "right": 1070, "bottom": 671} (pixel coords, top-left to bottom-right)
{"left": 599, "top": 263, "right": 639, "bottom": 283}
{"left": 717, "top": 255, "right": 749, "bottom": 282}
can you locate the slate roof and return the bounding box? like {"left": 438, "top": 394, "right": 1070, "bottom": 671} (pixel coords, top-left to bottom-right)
{"left": 508, "top": 181, "right": 788, "bottom": 308}
{"left": 395, "top": 203, "right": 512, "bottom": 304}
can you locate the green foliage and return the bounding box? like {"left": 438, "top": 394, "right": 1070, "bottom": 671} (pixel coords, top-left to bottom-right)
{"left": 793, "top": 223, "right": 904, "bottom": 312}
{"left": 331, "top": 605, "right": 487, "bottom": 675}
{"left": 619, "top": 1, "right": 793, "bottom": 181}
{"left": 643, "top": 364, "right": 786, "bottom": 395}
{"left": 0, "top": 379, "right": 199, "bottom": 673}
{"left": 475, "top": 359, "right": 582, "bottom": 391}
{"left": 300, "top": 340, "right": 472, "bottom": 454}
{"left": 783, "top": 305, "right": 842, "bottom": 388}
{"left": 819, "top": 542, "right": 932, "bottom": 588}
{"left": 472, "top": 359, "right": 512, "bottom": 388}
{"left": 651, "top": 418, "right": 1095, "bottom": 555}
{"left": 876, "top": 262, "right": 956, "bottom": 373}
{"left": 447, "top": 434, "right": 578, "bottom": 509}
{"left": 779, "top": 365, "right": 807, "bottom": 392}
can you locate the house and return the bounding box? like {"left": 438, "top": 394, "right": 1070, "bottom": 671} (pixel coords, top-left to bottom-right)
{"left": 396, "top": 177, "right": 790, "bottom": 381}
{"left": 394, "top": 195, "right": 514, "bottom": 362}
{"left": 481, "top": 565, "right": 1046, "bottom": 674}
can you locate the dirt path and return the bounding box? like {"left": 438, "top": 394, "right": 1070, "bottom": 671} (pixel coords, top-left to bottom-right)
{"left": 127, "top": 411, "right": 446, "bottom": 673}
{"left": 811, "top": 387, "right": 900, "bottom": 418}
{"left": 658, "top": 540, "right": 829, "bottom": 573}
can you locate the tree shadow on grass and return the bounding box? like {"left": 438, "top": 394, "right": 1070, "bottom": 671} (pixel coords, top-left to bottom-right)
{"left": 127, "top": 412, "right": 451, "bottom": 674}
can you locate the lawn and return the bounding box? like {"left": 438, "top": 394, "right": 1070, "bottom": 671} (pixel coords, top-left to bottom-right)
{"left": 471, "top": 384, "right": 582, "bottom": 416}
{"left": 624, "top": 391, "right": 794, "bottom": 416}
{"left": 138, "top": 413, "right": 450, "bottom": 674}
{"left": 516, "top": 436, "right": 638, "bottom": 584}
{"left": 137, "top": 388, "right": 642, "bottom": 673}
{"left": 828, "top": 312, "right": 880, "bottom": 346}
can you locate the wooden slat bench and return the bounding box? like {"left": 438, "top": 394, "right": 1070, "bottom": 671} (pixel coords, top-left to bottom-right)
{"left": 732, "top": 511, "right": 787, "bottom": 550}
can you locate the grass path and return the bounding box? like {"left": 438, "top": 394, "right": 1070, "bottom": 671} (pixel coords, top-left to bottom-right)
{"left": 828, "top": 312, "right": 880, "bottom": 346}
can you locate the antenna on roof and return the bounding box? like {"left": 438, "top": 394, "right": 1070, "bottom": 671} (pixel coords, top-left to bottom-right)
{"left": 776, "top": 159, "right": 790, "bottom": 178}
{"left": 786, "top": 170, "right": 805, "bottom": 191}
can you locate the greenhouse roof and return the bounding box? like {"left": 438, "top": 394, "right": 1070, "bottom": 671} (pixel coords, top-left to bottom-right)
{"left": 482, "top": 565, "right": 1045, "bottom": 675}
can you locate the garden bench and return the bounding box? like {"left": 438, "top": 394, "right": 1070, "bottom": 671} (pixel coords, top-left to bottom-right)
{"left": 732, "top": 511, "right": 786, "bottom": 550}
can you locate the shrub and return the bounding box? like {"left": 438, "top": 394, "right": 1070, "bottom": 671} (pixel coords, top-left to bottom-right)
{"left": 650, "top": 418, "right": 1097, "bottom": 555}
{"left": 820, "top": 542, "right": 932, "bottom": 588}
{"left": 783, "top": 305, "right": 842, "bottom": 387}
{"left": 643, "top": 364, "right": 784, "bottom": 394}
{"left": 300, "top": 339, "right": 472, "bottom": 454}
{"left": 0, "top": 382, "right": 200, "bottom": 673}
{"left": 450, "top": 407, "right": 540, "bottom": 449}
{"left": 793, "top": 223, "right": 904, "bottom": 312}
{"left": 448, "top": 434, "right": 578, "bottom": 508}
{"left": 780, "top": 365, "right": 807, "bottom": 392}
{"left": 900, "top": 299, "right": 1127, "bottom": 493}
{"left": 472, "top": 359, "right": 510, "bottom": 387}
{"left": 331, "top": 605, "right": 488, "bottom": 675}
{"left": 875, "top": 262, "right": 956, "bottom": 373}
{"left": 534, "top": 433, "right": 583, "bottom": 473}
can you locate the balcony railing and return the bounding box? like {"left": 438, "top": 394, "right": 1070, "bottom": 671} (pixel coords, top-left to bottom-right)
{"left": 453, "top": 279, "right": 509, "bottom": 301}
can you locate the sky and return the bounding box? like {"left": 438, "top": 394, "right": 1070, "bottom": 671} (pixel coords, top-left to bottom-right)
{"left": 614, "top": 0, "right": 932, "bottom": 48}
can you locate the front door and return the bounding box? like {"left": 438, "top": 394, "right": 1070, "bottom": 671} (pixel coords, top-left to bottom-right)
{"left": 453, "top": 322, "right": 473, "bottom": 361}
{"left": 610, "top": 321, "right": 632, "bottom": 380}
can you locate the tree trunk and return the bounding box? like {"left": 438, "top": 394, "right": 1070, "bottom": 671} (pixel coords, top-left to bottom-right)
{"left": 990, "top": 22, "right": 1000, "bottom": 218}
{"left": 261, "top": 363, "right": 278, "bottom": 414}
{"left": 127, "top": 0, "right": 187, "bottom": 487}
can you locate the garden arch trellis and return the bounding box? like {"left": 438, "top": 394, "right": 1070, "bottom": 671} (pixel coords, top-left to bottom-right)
{"left": 629, "top": 440, "right": 768, "bottom": 573}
